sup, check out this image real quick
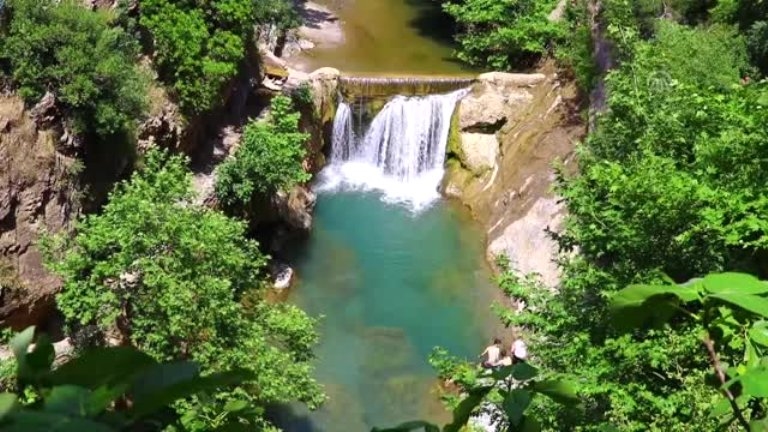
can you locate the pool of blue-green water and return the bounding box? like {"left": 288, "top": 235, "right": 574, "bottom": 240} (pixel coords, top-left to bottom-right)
{"left": 275, "top": 191, "right": 499, "bottom": 431}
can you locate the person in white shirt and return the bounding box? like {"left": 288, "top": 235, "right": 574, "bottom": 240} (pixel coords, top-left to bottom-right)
{"left": 511, "top": 337, "right": 528, "bottom": 363}
{"left": 480, "top": 338, "right": 502, "bottom": 368}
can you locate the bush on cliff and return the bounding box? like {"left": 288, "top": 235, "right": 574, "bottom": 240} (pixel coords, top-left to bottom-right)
{"left": 44, "top": 148, "right": 324, "bottom": 430}
{"left": 215, "top": 95, "right": 311, "bottom": 212}
{"left": 0, "top": 0, "right": 146, "bottom": 139}
{"left": 138, "top": 0, "right": 300, "bottom": 114}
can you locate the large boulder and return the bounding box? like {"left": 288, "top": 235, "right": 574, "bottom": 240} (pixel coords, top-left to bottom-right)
{"left": 458, "top": 90, "right": 507, "bottom": 133}
{"left": 458, "top": 133, "right": 499, "bottom": 174}
{"left": 272, "top": 185, "right": 317, "bottom": 231}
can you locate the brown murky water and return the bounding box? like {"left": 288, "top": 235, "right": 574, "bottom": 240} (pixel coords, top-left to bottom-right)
{"left": 295, "top": 0, "right": 476, "bottom": 75}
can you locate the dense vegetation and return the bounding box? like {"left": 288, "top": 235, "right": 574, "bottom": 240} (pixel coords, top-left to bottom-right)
{"left": 43, "top": 149, "right": 323, "bottom": 430}
{"left": 0, "top": 327, "right": 257, "bottom": 431}
{"left": 215, "top": 95, "right": 311, "bottom": 212}
{"left": 422, "top": 0, "right": 768, "bottom": 431}
{"left": 439, "top": 0, "right": 565, "bottom": 69}
{"left": 0, "top": 0, "right": 147, "bottom": 140}
{"left": 138, "top": 0, "right": 299, "bottom": 114}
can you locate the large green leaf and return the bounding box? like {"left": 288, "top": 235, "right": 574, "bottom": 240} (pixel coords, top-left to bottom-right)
{"left": 128, "top": 369, "right": 252, "bottom": 419}
{"left": 612, "top": 284, "right": 700, "bottom": 310}
{"left": 610, "top": 283, "right": 699, "bottom": 331}
{"left": 370, "top": 420, "right": 440, "bottom": 432}
{"left": 443, "top": 386, "right": 491, "bottom": 432}
{"left": 25, "top": 334, "right": 54, "bottom": 377}
{"left": 732, "top": 366, "right": 768, "bottom": 397}
{"left": 48, "top": 347, "right": 156, "bottom": 390}
{"left": 710, "top": 293, "right": 768, "bottom": 319}
{"left": 10, "top": 327, "right": 35, "bottom": 362}
{"left": 0, "top": 393, "right": 18, "bottom": 420}
{"left": 44, "top": 386, "right": 90, "bottom": 416}
{"left": 749, "top": 321, "right": 768, "bottom": 347}
{"left": 130, "top": 361, "right": 199, "bottom": 398}
{"left": 502, "top": 389, "right": 532, "bottom": 426}
{"left": 531, "top": 379, "right": 580, "bottom": 406}
{"left": 702, "top": 273, "right": 768, "bottom": 295}
{"left": 2, "top": 410, "right": 116, "bottom": 432}
{"left": 520, "top": 416, "right": 542, "bottom": 432}
{"left": 511, "top": 362, "right": 539, "bottom": 381}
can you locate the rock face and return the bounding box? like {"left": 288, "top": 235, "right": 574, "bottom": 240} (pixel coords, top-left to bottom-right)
{"left": 445, "top": 67, "right": 584, "bottom": 288}
{"left": 0, "top": 94, "right": 80, "bottom": 328}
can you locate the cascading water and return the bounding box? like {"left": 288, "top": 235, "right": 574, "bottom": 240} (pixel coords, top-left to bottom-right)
{"left": 317, "top": 89, "right": 467, "bottom": 210}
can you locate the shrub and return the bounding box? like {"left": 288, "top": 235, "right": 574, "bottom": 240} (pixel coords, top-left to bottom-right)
{"left": 0, "top": 0, "right": 147, "bottom": 139}
{"left": 138, "top": 0, "right": 302, "bottom": 114}
{"left": 45, "top": 148, "right": 323, "bottom": 429}
{"left": 441, "top": 0, "right": 566, "bottom": 69}
{"left": 215, "top": 95, "right": 311, "bottom": 210}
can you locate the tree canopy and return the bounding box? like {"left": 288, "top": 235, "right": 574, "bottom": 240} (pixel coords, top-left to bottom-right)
{"left": 44, "top": 148, "right": 323, "bottom": 430}
{"left": 0, "top": 0, "right": 146, "bottom": 139}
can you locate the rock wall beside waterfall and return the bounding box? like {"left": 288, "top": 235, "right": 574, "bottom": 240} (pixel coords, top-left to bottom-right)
{"left": 0, "top": 94, "right": 80, "bottom": 329}
{"left": 443, "top": 66, "right": 584, "bottom": 287}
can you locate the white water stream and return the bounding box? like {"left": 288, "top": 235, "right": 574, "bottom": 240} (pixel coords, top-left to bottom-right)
{"left": 316, "top": 89, "right": 468, "bottom": 211}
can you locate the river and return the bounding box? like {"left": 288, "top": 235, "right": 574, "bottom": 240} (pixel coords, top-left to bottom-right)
{"left": 275, "top": 1, "right": 498, "bottom": 429}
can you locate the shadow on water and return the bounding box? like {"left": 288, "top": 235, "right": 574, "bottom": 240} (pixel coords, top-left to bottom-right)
{"left": 403, "top": 0, "right": 456, "bottom": 46}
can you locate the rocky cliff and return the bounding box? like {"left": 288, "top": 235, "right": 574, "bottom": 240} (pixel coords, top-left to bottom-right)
{"left": 0, "top": 94, "right": 80, "bottom": 329}
{"left": 443, "top": 66, "right": 584, "bottom": 287}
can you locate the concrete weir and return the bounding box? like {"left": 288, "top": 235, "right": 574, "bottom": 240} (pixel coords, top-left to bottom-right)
{"left": 338, "top": 75, "right": 475, "bottom": 98}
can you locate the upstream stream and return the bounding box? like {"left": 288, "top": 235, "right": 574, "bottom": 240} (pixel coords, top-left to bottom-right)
{"left": 277, "top": 1, "right": 499, "bottom": 430}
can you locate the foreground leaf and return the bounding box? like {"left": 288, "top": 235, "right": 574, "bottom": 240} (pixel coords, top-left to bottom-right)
{"left": 443, "top": 386, "right": 492, "bottom": 432}
{"left": 531, "top": 379, "right": 580, "bottom": 406}
{"left": 702, "top": 273, "right": 768, "bottom": 295}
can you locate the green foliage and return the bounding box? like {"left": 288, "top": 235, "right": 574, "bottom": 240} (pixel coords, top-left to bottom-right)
{"left": 0, "top": 0, "right": 146, "bottom": 139}
{"left": 215, "top": 95, "right": 311, "bottom": 211}
{"left": 747, "top": 21, "right": 768, "bottom": 74}
{"left": 45, "top": 148, "right": 323, "bottom": 430}
{"left": 291, "top": 82, "right": 315, "bottom": 108}
{"left": 0, "top": 326, "right": 255, "bottom": 431}
{"left": 138, "top": 0, "right": 300, "bottom": 114}
{"left": 504, "top": 10, "right": 768, "bottom": 430}
{"left": 440, "top": 0, "right": 566, "bottom": 69}
{"left": 611, "top": 273, "right": 768, "bottom": 429}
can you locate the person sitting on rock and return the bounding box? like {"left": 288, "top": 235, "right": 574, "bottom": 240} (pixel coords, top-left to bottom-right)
{"left": 480, "top": 337, "right": 502, "bottom": 368}
{"left": 511, "top": 335, "right": 528, "bottom": 364}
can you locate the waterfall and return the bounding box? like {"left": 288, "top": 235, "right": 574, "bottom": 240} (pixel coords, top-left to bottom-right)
{"left": 317, "top": 89, "right": 467, "bottom": 210}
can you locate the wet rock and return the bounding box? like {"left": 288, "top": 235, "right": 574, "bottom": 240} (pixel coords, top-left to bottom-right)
{"left": 271, "top": 263, "right": 294, "bottom": 290}
{"left": 273, "top": 186, "right": 317, "bottom": 231}
{"left": 458, "top": 133, "right": 499, "bottom": 174}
